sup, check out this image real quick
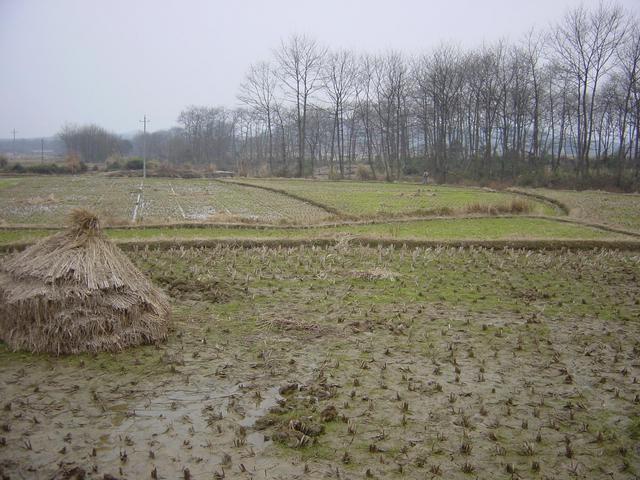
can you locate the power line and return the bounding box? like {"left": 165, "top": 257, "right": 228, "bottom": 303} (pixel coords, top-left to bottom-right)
{"left": 11, "top": 128, "right": 17, "bottom": 158}
{"left": 139, "top": 115, "right": 150, "bottom": 180}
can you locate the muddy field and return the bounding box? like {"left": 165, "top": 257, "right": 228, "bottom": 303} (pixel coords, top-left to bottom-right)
{"left": 0, "top": 177, "right": 331, "bottom": 226}
{"left": 1, "top": 245, "right": 639, "bottom": 479}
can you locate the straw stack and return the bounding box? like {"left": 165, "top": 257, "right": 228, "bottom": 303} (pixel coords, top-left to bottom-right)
{"left": 0, "top": 210, "right": 170, "bottom": 354}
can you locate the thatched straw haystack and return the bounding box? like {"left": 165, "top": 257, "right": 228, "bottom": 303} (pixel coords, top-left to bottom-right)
{"left": 0, "top": 210, "right": 170, "bottom": 354}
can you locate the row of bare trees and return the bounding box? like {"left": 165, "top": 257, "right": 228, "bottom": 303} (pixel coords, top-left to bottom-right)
{"left": 129, "top": 3, "right": 640, "bottom": 187}
{"left": 59, "top": 124, "right": 131, "bottom": 163}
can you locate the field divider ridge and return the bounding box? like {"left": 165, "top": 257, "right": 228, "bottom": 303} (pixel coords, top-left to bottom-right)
{"left": 2, "top": 213, "right": 640, "bottom": 239}
{"left": 506, "top": 187, "right": 571, "bottom": 215}
{"left": 218, "top": 178, "right": 342, "bottom": 215}
{"left": 3, "top": 235, "right": 640, "bottom": 253}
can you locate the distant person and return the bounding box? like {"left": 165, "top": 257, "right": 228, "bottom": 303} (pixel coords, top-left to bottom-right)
{"left": 422, "top": 170, "right": 430, "bottom": 185}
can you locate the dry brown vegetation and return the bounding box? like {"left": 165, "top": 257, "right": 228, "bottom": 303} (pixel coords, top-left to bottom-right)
{"left": 0, "top": 211, "right": 170, "bottom": 354}
{"left": 463, "top": 199, "right": 533, "bottom": 215}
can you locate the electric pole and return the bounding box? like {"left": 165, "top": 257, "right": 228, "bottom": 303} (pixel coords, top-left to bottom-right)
{"left": 139, "top": 115, "right": 150, "bottom": 179}
{"left": 11, "top": 129, "right": 17, "bottom": 159}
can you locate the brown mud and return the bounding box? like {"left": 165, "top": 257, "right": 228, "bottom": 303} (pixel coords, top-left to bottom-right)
{"left": 1, "top": 245, "right": 639, "bottom": 479}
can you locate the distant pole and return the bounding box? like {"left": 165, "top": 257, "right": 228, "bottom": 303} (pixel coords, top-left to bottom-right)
{"left": 41, "top": 138, "right": 44, "bottom": 163}
{"left": 11, "top": 128, "right": 17, "bottom": 159}
{"left": 139, "top": 115, "right": 150, "bottom": 179}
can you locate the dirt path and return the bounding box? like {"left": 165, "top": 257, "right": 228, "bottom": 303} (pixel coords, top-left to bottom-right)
{"left": 169, "top": 182, "right": 187, "bottom": 219}
{"left": 131, "top": 182, "right": 144, "bottom": 222}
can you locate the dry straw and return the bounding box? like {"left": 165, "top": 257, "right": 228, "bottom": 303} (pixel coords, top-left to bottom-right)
{"left": 0, "top": 210, "right": 170, "bottom": 354}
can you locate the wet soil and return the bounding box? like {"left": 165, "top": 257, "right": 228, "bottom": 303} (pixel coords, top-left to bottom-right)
{"left": 1, "top": 245, "right": 639, "bottom": 479}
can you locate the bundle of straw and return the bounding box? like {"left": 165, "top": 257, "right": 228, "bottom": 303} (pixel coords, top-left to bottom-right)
{"left": 0, "top": 210, "right": 170, "bottom": 354}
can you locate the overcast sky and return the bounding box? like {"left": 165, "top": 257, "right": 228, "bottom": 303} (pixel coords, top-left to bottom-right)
{"left": 1, "top": 0, "right": 638, "bottom": 138}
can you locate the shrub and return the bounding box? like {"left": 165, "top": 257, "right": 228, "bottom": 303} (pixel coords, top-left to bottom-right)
{"left": 153, "top": 162, "right": 180, "bottom": 177}
{"left": 257, "top": 163, "right": 271, "bottom": 177}
{"left": 328, "top": 169, "right": 343, "bottom": 180}
{"left": 25, "top": 163, "right": 62, "bottom": 174}
{"left": 125, "top": 158, "right": 144, "bottom": 170}
{"left": 0, "top": 156, "right": 7, "bottom": 169}
{"left": 66, "top": 153, "right": 82, "bottom": 174}
{"left": 146, "top": 160, "right": 160, "bottom": 171}
{"left": 464, "top": 199, "right": 532, "bottom": 215}
{"left": 4, "top": 161, "right": 88, "bottom": 175}
{"left": 505, "top": 199, "right": 532, "bottom": 214}
{"left": 356, "top": 164, "right": 374, "bottom": 181}
{"left": 106, "top": 155, "right": 123, "bottom": 171}
{"left": 237, "top": 162, "right": 249, "bottom": 177}
{"left": 402, "top": 157, "right": 423, "bottom": 175}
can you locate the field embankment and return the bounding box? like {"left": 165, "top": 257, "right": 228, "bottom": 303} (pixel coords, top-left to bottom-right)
{"left": 0, "top": 216, "right": 638, "bottom": 252}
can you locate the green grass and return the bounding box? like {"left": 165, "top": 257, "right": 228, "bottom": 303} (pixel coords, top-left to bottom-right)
{"left": 0, "top": 217, "right": 633, "bottom": 246}
{"left": 520, "top": 188, "right": 640, "bottom": 232}
{"left": 233, "top": 178, "right": 559, "bottom": 216}
{"left": 0, "top": 178, "right": 21, "bottom": 189}
{"left": 330, "top": 217, "right": 628, "bottom": 240}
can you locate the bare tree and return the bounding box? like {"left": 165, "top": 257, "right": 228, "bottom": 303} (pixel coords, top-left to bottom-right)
{"left": 58, "top": 124, "right": 124, "bottom": 163}
{"left": 275, "top": 34, "right": 326, "bottom": 176}
{"left": 324, "top": 49, "right": 357, "bottom": 177}
{"left": 238, "top": 61, "right": 279, "bottom": 174}
{"left": 373, "top": 52, "right": 407, "bottom": 180}
{"left": 552, "top": 3, "right": 628, "bottom": 174}
{"left": 354, "top": 54, "right": 379, "bottom": 178}
{"left": 615, "top": 20, "right": 640, "bottom": 181}
{"left": 131, "top": 4, "right": 639, "bottom": 188}
{"left": 413, "top": 44, "right": 465, "bottom": 181}
{"left": 177, "top": 106, "right": 235, "bottom": 168}
{"left": 524, "top": 29, "right": 546, "bottom": 164}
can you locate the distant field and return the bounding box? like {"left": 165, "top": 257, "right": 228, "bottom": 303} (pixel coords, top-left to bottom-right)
{"left": 0, "top": 176, "right": 141, "bottom": 225}
{"left": 141, "top": 179, "right": 330, "bottom": 223}
{"left": 1, "top": 176, "right": 640, "bottom": 479}
{"left": 232, "top": 178, "right": 559, "bottom": 217}
{"left": 520, "top": 188, "right": 640, "bottom": 232}
{"left": 3, "top": 176, "right": 638, "bottom": 249}
{"left": 0, "top": 217, "right": 633, "bottom": 247}
{"left": 0, "top": 176, "right": 331, "bottom": 225}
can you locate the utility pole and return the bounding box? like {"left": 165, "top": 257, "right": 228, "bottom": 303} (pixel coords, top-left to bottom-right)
{"left": 11, "top": 129, "right": 17, "bottom": 159}
{"left": 139, "top": 115, "right": 150, "bottom": 179}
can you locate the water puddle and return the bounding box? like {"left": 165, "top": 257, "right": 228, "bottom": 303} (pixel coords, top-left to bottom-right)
{"left": 239, "top": 386, "right": 283, "bottom": 428}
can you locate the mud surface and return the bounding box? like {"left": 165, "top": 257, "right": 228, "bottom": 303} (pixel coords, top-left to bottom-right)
{"left": 1, "top": 245, "right": 639, "bottom": 479}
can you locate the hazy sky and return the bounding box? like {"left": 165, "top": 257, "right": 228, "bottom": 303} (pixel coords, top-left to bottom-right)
{"left": 1, "top": 0, "right": 638, "bottom": 138}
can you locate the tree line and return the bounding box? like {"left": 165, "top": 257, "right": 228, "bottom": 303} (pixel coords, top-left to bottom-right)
{"left": 58, "top": 124, "right": 132, "bottom": 163}
{"left": 60, "top": 3, "right": 640, "bottom": 188}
